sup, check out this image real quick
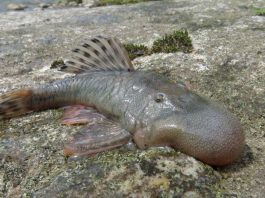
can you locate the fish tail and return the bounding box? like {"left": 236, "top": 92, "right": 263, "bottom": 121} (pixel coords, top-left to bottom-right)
{"left": 0, "top": 89, "right": 33, "bottom": 119}
{"left": 0, "top": 78, "right": 81, "bottom": 120}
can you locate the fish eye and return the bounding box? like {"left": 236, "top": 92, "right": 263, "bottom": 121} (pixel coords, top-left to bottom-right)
{"left": 155, "top": 93, "right": 165, "bottom": 103}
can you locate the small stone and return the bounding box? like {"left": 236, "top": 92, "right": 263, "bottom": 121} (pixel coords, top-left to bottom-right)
{"left": 83, "top": 0, "right": 94, "bottom": 7}
{"left": 68, "top": 2, "right": 78, "bottom": 6}
{"left": 182, "top": 191, "right": 203, "bottom": 198}
{"left": 7, "top": 3, "right": 27, "bottom": 11}
{"left": 39, "top": 3, "right": 50, "bottom": 9}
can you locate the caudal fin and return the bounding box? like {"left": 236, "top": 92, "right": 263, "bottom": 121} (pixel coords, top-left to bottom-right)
{"left": 0, "top": 89, "right": 33, "bottom": 119}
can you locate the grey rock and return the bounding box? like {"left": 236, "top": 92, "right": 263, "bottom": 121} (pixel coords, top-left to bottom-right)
{"left": 0, "top": 0, "right": 264, "bottom": 197}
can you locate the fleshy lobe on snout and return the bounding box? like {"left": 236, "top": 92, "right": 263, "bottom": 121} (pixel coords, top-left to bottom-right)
{"left": 147, "top": 103, "right": 245, "bottom": 166}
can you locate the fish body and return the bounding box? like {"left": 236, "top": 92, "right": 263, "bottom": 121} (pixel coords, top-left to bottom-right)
{"left": 0, "top": 36, "right": 245, "bottom": 166}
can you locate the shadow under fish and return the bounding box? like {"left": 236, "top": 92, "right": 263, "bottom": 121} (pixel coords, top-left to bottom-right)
{"left": 0, "top": 36, "right": 245, "bottom": 166}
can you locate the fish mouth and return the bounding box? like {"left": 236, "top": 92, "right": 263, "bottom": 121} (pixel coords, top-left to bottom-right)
{"left": 148, "top": 102, "right": 245, "bottom": 166}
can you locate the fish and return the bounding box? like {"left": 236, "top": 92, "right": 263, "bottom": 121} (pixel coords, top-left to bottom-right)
{"left": 0, "top": 36, "right": 245, "bottom": 166}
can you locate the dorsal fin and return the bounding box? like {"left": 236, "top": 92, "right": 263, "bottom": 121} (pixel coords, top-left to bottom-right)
{"left": 60, "top": 36, "right": 134, "bottom": 74}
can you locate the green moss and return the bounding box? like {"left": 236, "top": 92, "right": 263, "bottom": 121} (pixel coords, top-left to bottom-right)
{"left": 92, "top": 0, "right": 152, "bottom": 7}
{"left": 253, "top": 8, "right": 265, "bottom": 16}
{"left": 123, "top": 30, "right": 193, "bottom": 60}
{"left": 57, "top": 0, "right": 82, "bottom": 5}
{"left": 151, "top": 30, "right": 193, "bottom": 53}
{"left": 50, "top": 59, "right": 65, "bottom": 69}
{"left": 139, "top": 159, "right": 162, "bottom": 176}
{"left": 123, "top": 43, "right": 149, "bottom": 60}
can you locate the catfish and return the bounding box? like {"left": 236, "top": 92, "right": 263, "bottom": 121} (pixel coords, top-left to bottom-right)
{"left": 0, "top": 36, "right": 245, "bottom": 166}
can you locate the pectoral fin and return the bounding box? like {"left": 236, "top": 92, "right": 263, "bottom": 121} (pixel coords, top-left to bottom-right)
{"left": 64, "top": 120, "right": 131, "bottom": 157}
{"left": 61, "top": 105, "right": 105, "bottom": 125}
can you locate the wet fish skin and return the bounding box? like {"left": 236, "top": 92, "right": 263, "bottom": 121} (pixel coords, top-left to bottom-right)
{"left": 0, "top": 36, "right": 245, "bottom": 166}
{"left": 29, "top": 70, "right": 191, "bottom": 132}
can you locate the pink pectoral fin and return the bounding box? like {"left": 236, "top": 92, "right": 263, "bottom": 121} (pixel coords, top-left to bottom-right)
{"left": 64, "top": 120, "right": 131, "bottom": 157}
{"left": 61, "top": 105, "right": 105, "bottom": 125}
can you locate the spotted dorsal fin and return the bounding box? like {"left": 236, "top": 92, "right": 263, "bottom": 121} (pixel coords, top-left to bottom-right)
{"left": 60, "top": 36, "right": 134, "bottom": 74}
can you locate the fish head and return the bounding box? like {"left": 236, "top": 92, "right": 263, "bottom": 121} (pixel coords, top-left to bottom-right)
{"left": 133, "top": 81, "right": 245, "bottom": 166}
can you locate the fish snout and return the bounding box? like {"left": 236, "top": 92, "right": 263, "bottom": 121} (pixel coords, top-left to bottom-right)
{"left": 149, "top": 104, "right": 245, "bottom": 166}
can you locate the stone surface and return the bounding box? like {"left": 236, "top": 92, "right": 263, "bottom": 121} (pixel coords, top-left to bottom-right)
{"left": 0, "top": 0, "right": 264, "bottom": 197}
{"left": 7, "top": 3, "right": 27, "bottom": 11}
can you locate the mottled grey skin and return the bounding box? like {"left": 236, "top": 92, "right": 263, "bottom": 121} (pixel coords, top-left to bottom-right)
{"left": 30, "top": 70, "right": 245, "bottom": 166}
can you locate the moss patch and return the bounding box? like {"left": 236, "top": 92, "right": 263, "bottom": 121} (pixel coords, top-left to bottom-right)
{"left": 123, "top": 43, "right": 149, "bottom": 60}
{"left": 92, "top": 0, "right": 153, "bottom": 7}
{"left": 123, "top": 30, "right": 193, "bottom": 60}
{"left": 151, "top": 30, "right": 193, "bottom": 53}
{"left": 50, "top": 59, "right": 65, "bottom": 69}
{"left": 253, "top": 8, "right": 265, "bottom": 16}
{"left": 57, "top": 0, "right": 83, "bottom": 5}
